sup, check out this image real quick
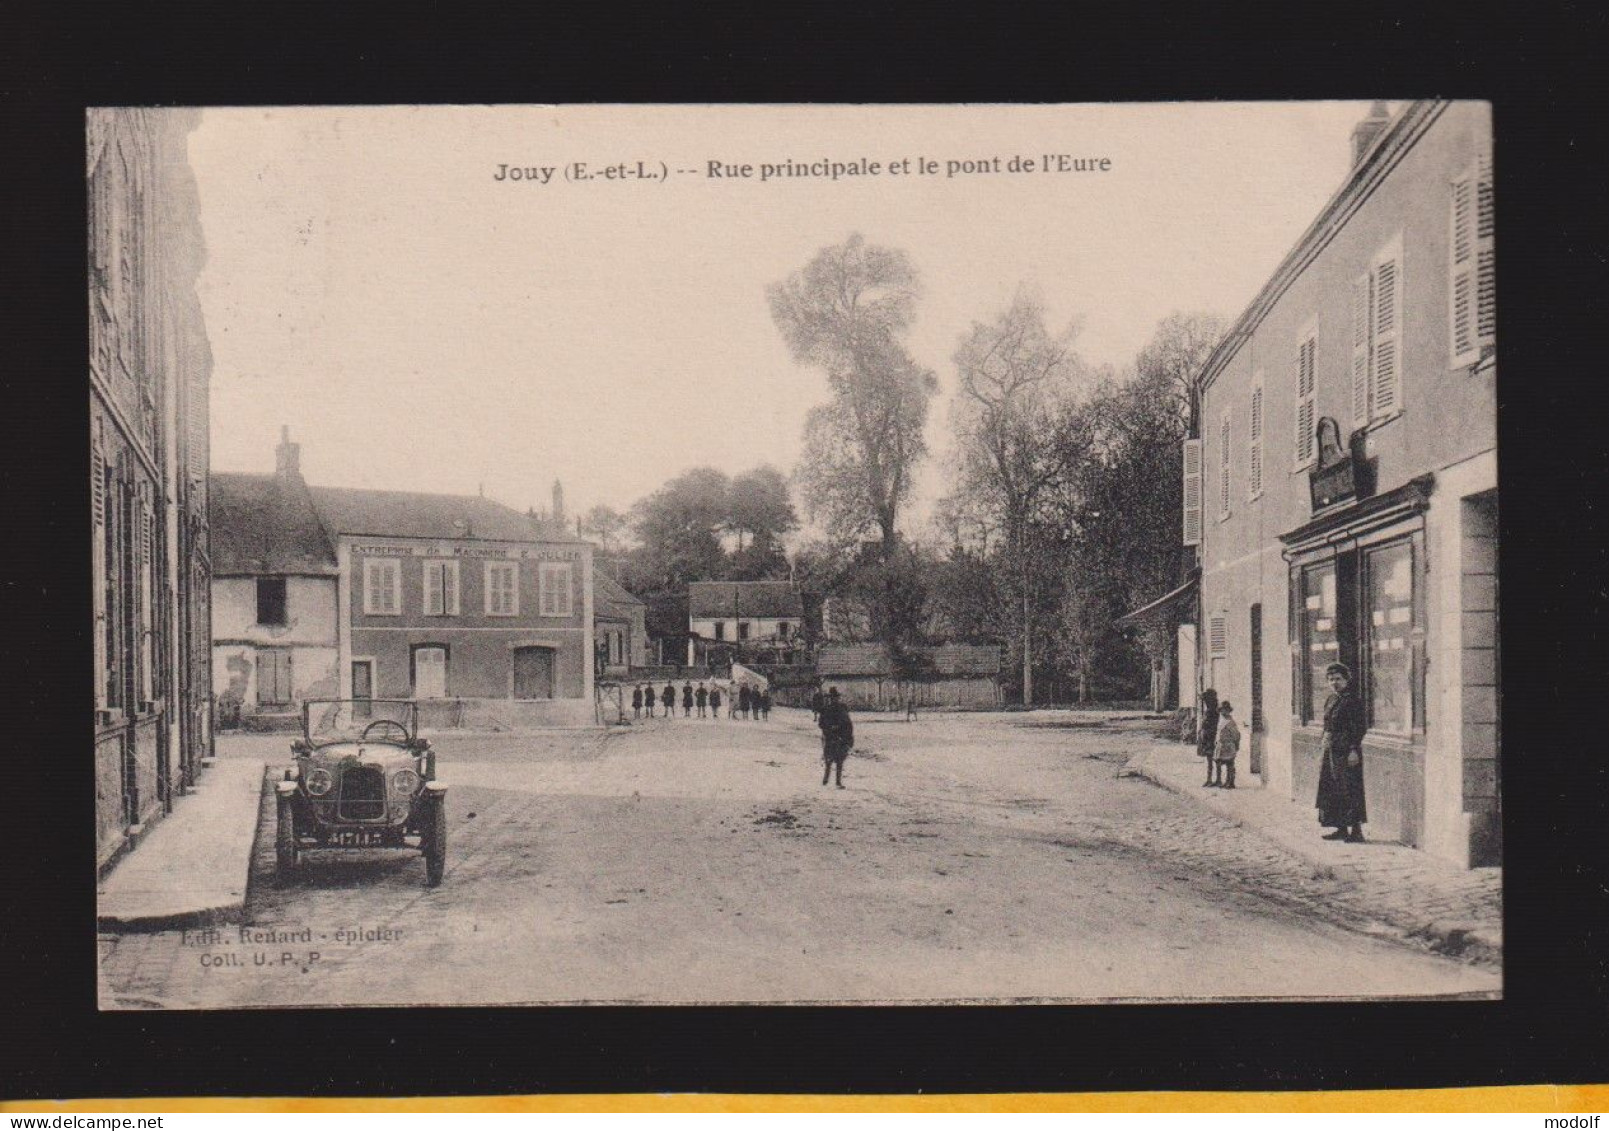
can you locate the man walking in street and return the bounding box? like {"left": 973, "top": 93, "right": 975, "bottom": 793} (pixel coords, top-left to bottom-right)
{"left": 696, "top": 682, "right": 708, "bottom": 718}
{"left": 818, "top": 686, "right": 854, "bottom": 789}
{"left": 663, "top": 681, "right": 677, "bottom": 719}
{"left": 632, "top": 684, "right": 643, "bottom": 720}
{"left": 738, "top": 683, "right": 751, "bottom": 720}
{"left": 709, "top": 684, "right": 722, "bottom": 719}
{"left": 682, "top": 681, "right": 694, "bottom": 718}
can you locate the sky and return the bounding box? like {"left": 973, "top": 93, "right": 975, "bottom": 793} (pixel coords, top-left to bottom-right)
{"left": 190, "top": 102, "right": 1376, "bottom": 531}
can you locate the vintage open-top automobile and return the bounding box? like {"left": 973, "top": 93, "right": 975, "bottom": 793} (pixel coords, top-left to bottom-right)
{"left": 276, "top": 699, "right": 447, "bottom": 886}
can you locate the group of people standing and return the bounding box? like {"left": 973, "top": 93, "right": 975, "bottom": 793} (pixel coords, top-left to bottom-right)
{"left": 1195, "top": 659, "right": 1367, "bottom": 844}
{"left": 630, "top": 681, "right": 771, "bottom": 721}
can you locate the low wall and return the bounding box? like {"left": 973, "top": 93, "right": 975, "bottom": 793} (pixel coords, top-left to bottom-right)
{"left": 415, "top": 697, "right": 597, "bottom": 731}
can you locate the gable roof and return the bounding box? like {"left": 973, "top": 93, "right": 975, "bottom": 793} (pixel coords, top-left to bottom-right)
{"left": 594, "top": 572, "right": 646, "bottom": 622}
{"left": 307, "top": 486, "right": 553, "bottom": 543}
{"left": 688, "top": 581, "right": 803, "bottom": 620}
{"left": 209, "top": 473, "right": 338, "bottom": 576}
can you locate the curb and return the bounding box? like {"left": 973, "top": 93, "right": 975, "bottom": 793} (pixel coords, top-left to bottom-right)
{"left": 1122, "top": 747, "right": 1501, "bottom": 968}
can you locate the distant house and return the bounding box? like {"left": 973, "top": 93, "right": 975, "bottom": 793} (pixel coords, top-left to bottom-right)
{"left": 815, "top": 643, "right": 1003, "bottom": 710}
{"left": 593, "top": 571, "right": 648, "bottom": 677}
{"left": 686, "top": 581, "right": 805, "bottom": 665}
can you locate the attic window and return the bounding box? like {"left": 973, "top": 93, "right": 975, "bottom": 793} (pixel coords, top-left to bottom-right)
{"left": 256, "top": 578, "right": 288, "bottom": 626}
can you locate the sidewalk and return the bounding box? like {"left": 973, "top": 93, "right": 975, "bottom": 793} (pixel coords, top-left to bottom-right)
{"left": 97, "top": 756, "right": 268, "bottom": 931}
{"left": 1126, "top": 740, "right": 1502, "bottom": 965}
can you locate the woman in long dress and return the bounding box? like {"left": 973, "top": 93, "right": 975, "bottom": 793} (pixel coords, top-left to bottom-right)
{"left": 1316, "top": 661, "right": 1367, "bottom": 843}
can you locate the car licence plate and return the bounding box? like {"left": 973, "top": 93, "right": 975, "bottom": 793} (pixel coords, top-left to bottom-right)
{"left": 327, "top": 830, "right": 388, "bottom": 847}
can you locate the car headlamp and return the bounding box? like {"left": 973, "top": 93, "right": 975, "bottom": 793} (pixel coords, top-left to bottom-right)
{"left": 392, "top": 768, "right": 421, "bottom": 795}
{"left": 306, "top": 768, "right": 334, "bottom": 796}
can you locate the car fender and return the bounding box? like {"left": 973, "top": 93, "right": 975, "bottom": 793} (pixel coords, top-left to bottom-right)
{"left": 274, "top": 780, "right": 298, "bottom": 798}
{"left": 424, "top": 781, "right": 448, "bottom": 795}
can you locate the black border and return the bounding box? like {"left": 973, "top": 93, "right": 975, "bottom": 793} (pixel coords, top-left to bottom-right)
{"left": 6, "top": 1, "right": 1609, "bottom": 1101}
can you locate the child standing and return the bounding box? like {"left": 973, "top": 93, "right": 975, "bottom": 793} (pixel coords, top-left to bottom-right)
{"left": 1214, "top": 701, "right": 1241, "bottom": 789}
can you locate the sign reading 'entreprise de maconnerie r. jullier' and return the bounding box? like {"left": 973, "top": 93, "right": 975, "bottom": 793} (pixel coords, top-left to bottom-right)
{"left": 349, "top": 540, "right": 582, "bottom": 561}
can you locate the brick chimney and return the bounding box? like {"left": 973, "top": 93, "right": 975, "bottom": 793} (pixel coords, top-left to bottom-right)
{"left": 1350, "top": 100, "right": 1393, "bottom": 167}
{"left": 275, "top": 425, "right": 301, "bottom": 480}
{"left": 551, "top": 479, "right": 566, "bottom": 528}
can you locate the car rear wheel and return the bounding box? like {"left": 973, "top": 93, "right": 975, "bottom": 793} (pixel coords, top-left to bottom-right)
{"left": 423, "top": 797, "right": 446, "bottom": 887}
{"left": 275, "top": 796, "right": 298, "bottom": 880}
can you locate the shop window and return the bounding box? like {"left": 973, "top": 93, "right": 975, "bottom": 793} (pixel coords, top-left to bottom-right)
{"left": 485, "top": 561, "right": 519, "bottom": 616}
{"left": 256, "top": 577, "right": 288, "bottom": 626}
{"left": 1297, "top": 560, "right": 1343, "bottom": 724}
{"left": 538, "top": 562, "right": 573, "bottom": 617}
{"left": 1364, "top": 540, "right": 1416, "bottom": 735}
{"left": 423, "top": 559, "right": 460, "bottom": 616}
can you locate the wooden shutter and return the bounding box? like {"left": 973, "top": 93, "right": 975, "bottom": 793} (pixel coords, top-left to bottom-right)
{"left": 1475, "top": 152, "right": 1496, "bottom": 351}
{"left": 1218, "top": 409, "right": 1232, "bottom": 519}
{"left": 1248, "top": 378, "right": 1264, "bottom": 499}
{"left": 444, "top": 560, "right": 459, "bottom": 615}
{"left": 1449, "top": 168, "right": 1478, "bottom": 365}
{"left": 1351, "top": 273, "right": 1373, "bottom": 426}
{"left": 1295, "top": 335, "right": 1317, "bottom": 467}
{"left": 1372, "top": 239, "right": 1403, "bottom": 417}
{"left": 1182, "top": 438, "right": 1203, "bottom": 546}
{"left": 92, "top": 438, "right": 107, "bottom": 706}
{"left": 1208, "top": 613, "right": 1227, "bottom": 659}
{"left": 425, "top": 561, "right": 443, "bottom": 615}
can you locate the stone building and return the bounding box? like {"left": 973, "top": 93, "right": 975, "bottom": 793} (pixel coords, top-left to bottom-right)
{"left": 212, "top": 431, "right": 616, "bottom": 727}
{"left": 1186, "top": 101, "right": 1497, "bottom": 867}
{"left": 90, "top": 108, "right": 215, "bottom": 871}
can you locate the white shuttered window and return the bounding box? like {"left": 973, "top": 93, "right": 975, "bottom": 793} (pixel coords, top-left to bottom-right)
{"left": 485, "top": 561, "right": 519, "bottom": 616}
{"left": 1351, "top": 234, "right": 1405, "bottom": 427}
{"left": 1248, "top": 375, "right": 1265, "bottom": 500}
{"left": 1181, "top": 438, "right": 1203, "bottom": 546}
{"left": 1295, "top": 330, "right": 1317, "bottom": 467}
{"left": 1217, "top": 409, "right": 1232, "bottom": 521}
{"left": 364, "top": 558, "right": 401, "bottom": 615}
{"left": 423, "top": 559, "right": 460, "bottom": 616}
{"left": 1208, "top": 613, "right": 1227, "bottom": 659}
{"left": 1450, "top": 153, "right": 1496, "bottom": 367}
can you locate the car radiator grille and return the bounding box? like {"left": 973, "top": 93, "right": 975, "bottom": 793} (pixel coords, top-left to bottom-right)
{"left": 337, "top": 766, "right": 387, "bottom": 821}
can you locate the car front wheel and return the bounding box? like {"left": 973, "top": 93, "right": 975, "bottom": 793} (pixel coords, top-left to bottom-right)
{"left": 422, "top": 796, "right": 446, "bottom": 887}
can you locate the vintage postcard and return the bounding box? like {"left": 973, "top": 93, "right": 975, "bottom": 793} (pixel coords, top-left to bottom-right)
{"left": 90, "top": 102, "right": 1499, "bottom": 1008}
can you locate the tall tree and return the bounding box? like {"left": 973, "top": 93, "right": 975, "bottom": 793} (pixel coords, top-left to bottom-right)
{"left": 948, "top": 289, "right": 1089, "bottom": 704}
{"left": 769, "top": 235, "right": 938, "bottom": 569}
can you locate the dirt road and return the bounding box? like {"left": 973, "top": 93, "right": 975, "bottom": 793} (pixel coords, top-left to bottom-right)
{"left": 99, "top": 710, "right": 1499, "bottom": 1006}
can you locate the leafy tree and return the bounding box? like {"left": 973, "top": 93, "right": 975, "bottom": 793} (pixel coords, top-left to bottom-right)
{"left": 579, "top": 503, "right": 633, "bottom": 558}
{"left": 727, "top": 465, "right": 797, "bottom": 580}
{"left": 948, "top": 289, "right": 1090, "bottom": 703}
{"left": 628, "top": 467, "right": 731, "bottom": 592}
{"left": 770, "top": 235, "right": 938, "bottom": 571}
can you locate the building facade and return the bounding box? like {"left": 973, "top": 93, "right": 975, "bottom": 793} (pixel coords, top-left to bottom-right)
{"left": 212, "top": 432, "right": 600, "bottom": 726}
{"left": 209, "top": 436, "right": 341, "bottom": 728}
{"left": 90, "top": 108, "right": 215, "bottom": 871}
{"left": 687, "top": 580, "right": 804, "bottom": 658}
{"left": 593, "top": 572, "right": 649, "bottom": 678}
{"left": 1188, "top": 101, "right": 1497, "bottom": 867}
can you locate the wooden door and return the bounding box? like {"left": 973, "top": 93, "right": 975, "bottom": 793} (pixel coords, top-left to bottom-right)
{"left": 513, "top": 646, "right": 554, "bottom": 700}
{"left": 413, "top": 646, "right": 448, "bottom": 699}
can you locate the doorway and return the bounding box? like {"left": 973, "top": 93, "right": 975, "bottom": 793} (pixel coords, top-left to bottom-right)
{"left": 411, "top": 645, "right": 448, "bottom": 699}
{"left": 1249, "top": 603, "right": 1265, "bottom": 780}
{"left": 351, "top": 659, "right": 375, "bottom": 718}
{"left": 513, "top": 646, "right": 555, "bottom": 700}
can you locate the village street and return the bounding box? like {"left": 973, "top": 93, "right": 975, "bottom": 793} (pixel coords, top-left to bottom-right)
{"left": 100, "top": 710, "right": 1498, "bottom": 1007}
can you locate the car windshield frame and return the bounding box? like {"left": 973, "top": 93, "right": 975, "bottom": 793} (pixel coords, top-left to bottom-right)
{"left": 301, "top": 699, "right": 420, "bottom": 747}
